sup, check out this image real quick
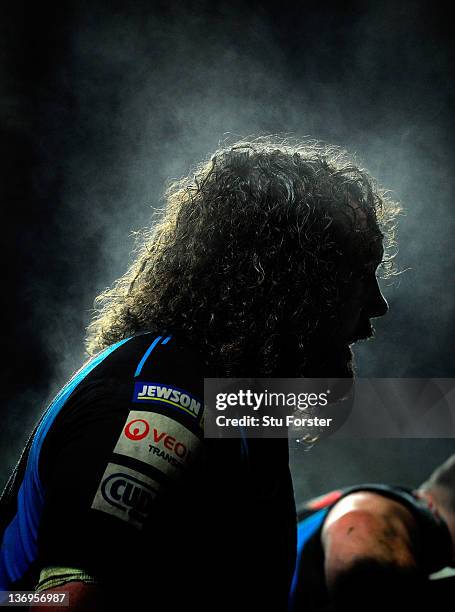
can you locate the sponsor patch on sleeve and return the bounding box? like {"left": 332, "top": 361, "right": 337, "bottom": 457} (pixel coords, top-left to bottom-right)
{"left": 114, "top": 411, "right": 201, "bottom": 479}
{"left": 91, "top": 463, "right": 160, "bottom": 529}
{"left": 132, "top": 381, "right": 203, "bottom": 421}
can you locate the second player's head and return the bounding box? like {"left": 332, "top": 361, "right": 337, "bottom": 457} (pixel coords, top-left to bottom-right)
{"left": 419, "top": 454, "right": 455, "bottom": 565}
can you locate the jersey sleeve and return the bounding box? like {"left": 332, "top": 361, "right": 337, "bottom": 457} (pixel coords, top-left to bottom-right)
{"left": 36, "top": 336, "right": 206, "bottom": 587}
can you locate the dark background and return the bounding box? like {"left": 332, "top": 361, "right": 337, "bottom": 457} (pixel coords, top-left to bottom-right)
{"left": 1, "top": 0, "right": 454, "bottom": 500}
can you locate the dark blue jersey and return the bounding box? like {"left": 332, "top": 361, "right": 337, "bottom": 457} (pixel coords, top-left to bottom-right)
{"left": 0, "top": 333, "right": 296, "bottom": 611}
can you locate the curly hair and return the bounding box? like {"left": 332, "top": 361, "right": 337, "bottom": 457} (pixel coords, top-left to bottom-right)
{"left": 85, "top": 137, "right": 400, "bottom": 376}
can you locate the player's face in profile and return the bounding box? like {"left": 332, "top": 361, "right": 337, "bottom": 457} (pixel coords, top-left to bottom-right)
{"left": 276, "top": 238, "right": 388, "bottom": 378}
{"left": 338, "top": 249, "right": 388, "bottom": 347}
{"left": 308, "top": 241, "right": 387, "bottom": 378}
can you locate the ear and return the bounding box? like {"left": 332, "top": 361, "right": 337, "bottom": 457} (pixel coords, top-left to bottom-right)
{"left": 414, "top": 489, "right": 441, "bottom": 518}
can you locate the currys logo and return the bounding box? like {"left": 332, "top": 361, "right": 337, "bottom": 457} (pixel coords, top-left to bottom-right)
{"left": 92, "top": 463, "right": 160, "bottom": 529}
{"left": 125, "top": 419, "right": 150, "bottom": 441}
{"left": 133, "top": 381, "right": 202, "bottom": 419}
{"left": 101, "top": 472, "right": 153, "bottom": 517}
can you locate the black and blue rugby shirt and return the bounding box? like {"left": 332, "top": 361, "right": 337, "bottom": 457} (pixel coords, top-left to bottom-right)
{"left": 0, "top": 332, "right": 296, "bottom": 611}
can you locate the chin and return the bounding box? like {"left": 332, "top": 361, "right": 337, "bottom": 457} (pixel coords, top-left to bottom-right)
{"left": 302, "top": 344, "right": 355, "bottom": 379}
{"left": 274, "top": 335, "right": 356, "bottom": 379}
{"left": 315, "top": 345, "right": 355, "bottom": 405}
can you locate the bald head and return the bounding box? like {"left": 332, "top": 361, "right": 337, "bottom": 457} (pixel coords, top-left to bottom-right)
{"left": 420, "top": 455, "right": 455, "bottom": 513}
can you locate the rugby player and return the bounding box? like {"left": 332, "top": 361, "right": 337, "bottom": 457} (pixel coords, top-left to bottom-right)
{"left": 289, "top": 455, "right": 455, "bottom": 611}
{"left": 0, "top": 139, "right": 398, "bottom": 610}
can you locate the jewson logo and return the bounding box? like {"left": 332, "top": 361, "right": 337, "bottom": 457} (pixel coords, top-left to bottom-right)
{"left": 133, "top": 382, "right": 202, "bottom": 419}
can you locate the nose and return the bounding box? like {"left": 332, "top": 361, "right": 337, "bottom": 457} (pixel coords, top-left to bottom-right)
{"left": 367, "top": 278, "right": 389, "bottom": 319}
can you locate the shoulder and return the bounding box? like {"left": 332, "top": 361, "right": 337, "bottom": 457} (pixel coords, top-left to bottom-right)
{"left": 88, "top": 332, "right": 206, "bottom": 388}
{"left": 60, "top": 332, "right": 206, "bottom": 421}
{"left": 39, "top": 332, "right": 207, "bottom": 486}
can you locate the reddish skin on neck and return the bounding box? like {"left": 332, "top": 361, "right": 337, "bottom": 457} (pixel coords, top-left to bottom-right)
{"left": 321, "top": 491, "right": 420, "bottom": 592}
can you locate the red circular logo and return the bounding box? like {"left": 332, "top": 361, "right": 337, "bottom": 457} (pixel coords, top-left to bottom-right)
{"left": 124, "top": 419, "right": 150, "bottom": 440}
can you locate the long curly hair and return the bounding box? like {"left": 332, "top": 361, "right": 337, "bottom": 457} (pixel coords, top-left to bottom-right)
{"left": 85, "top": 137, "right": 400, "bottom": 376}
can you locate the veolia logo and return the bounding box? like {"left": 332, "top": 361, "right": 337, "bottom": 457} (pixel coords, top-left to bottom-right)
{"left": 124, "top": 418, "right": 150, "bottom": 440}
